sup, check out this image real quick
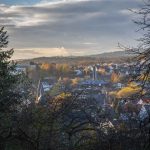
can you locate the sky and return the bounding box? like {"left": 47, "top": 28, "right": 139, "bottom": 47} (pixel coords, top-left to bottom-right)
{"left": 0, "top": 0, "right": 143, "bottom": 59}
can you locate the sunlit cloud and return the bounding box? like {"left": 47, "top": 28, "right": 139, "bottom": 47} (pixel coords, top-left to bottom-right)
{"left": 13, "top": 47, "right": 70, "bottom": 59}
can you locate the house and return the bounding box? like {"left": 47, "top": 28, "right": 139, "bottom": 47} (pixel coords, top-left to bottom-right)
{"left": 74, "top": 70, "right": 82, "bottom": 76}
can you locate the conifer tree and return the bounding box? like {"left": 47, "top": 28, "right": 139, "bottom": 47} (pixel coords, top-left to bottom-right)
{"left": 0, "top": 27, "right": 20, "bottom": 112}
{"left": 0, "top": 27, "right": 21, "bottom": 149}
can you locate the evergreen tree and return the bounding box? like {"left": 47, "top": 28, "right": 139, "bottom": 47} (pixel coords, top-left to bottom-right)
{"left": 0, "top": 27, "right": 20, "bottom": 112}
{"left": 0, "top": 27, "right": 22, "bottom": 149}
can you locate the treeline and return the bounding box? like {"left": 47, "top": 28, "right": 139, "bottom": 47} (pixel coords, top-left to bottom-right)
{"left": 18, "top": 56, "right": 132, "bottom": 66}
{"left": 40, "top": 63, "right": 72, "bottom": 77}
{"left": 2, "top": 94, "right": 149, "bottom": 150}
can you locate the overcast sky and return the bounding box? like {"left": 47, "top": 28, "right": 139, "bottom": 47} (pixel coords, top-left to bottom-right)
{"left": 0, "top": 0, "right": 143, "bottom": 59}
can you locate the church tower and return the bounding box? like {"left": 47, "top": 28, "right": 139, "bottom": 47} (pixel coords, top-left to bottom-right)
{"left": 92, "top": 65, "right": 97, "bottom": 80}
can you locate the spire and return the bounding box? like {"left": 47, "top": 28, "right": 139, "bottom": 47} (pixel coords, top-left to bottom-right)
{"left": 36, "top": 79, "right": 44, "bottom": 103}
{"left": 92, "top": 65, "right": 97, "bottom": 80}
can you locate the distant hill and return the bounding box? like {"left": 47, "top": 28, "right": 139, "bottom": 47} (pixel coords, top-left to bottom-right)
{"left": 17, "top": 51, "right": 134, "bottom": 65}
{"left": 90, "top": 51, "right": 133, "bottom": 58}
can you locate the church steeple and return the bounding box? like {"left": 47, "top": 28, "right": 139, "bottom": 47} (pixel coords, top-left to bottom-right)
{"left": 36, "top": 79, "right": 44, "bottom": 103}
{"left": 92, "top": 65, "right": 97, "bottom": 80}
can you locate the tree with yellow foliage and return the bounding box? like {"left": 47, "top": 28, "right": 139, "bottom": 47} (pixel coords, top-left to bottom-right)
{"left": 40, "top": 63, "right": 55, "bottom": 72}
{"left": 117, "top": 86, "right": 141, "bottom": 98}
{"left": 111, "top": 70, "right": 121, "bottom": 83}
{"left": 115, "top": 82, "right": 142, "bottom": 99}
{"left": 40, "top": 63, "right": 56, "bottom": 77}
{"left": 71, "top": 78, "right": 80, "bottom": 87}
{"left": 56, "top": 64, "right": 70, "bottom": 76}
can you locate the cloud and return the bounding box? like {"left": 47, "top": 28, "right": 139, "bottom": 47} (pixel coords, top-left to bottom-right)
{"left": 13, "top": 47, "right": 70, "bottom": 59}
{"left": 0, "top": 1, "right": 106, "bottom": 27}
{"left": 82, "top": 42, "right": 97, "bottom": 45}
{"left": 0, "top": 0, "right": 142, "bottom": 59}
